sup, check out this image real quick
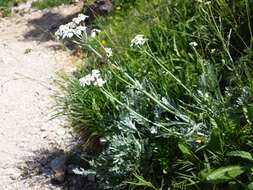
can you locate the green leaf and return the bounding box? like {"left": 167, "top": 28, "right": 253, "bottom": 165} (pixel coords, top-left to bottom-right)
{"left": 206, "top": 166, "right": 247, "bottom": 183}
{"left": 227, "top": 151, "right": 253, "bottom": 161}
{"left": 199, "top": 168, "right": 213, "bottom": 180}
{"left": 247, "top": 180, "right": 253, "bottom": 190}
{"left": 178, "top": 142, "right": 199, "bottom": 163}
{"left": 207, "top": 128, "right": 223, "bottom": 152}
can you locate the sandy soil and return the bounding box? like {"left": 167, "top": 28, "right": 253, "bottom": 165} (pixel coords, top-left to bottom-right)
{"left": 0, "top": 2, "right": 82, "bottom": 189}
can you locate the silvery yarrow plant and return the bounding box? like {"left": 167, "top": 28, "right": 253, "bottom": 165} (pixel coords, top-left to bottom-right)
{"left": 55, "top": 13, "right": 101, "bottom": 41}
{"left": 89, "top": 133, "right": 143, "bottom": 190}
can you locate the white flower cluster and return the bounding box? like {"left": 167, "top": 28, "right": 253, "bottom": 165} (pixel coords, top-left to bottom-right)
{"left": 55, "top": 14, "right": 88, "bottom": 39}
{"left": 55, "top": 13, "right": 102, "bottom": 40}
{"left": 79, "top": 70, "right": 106, "bottom": 87}
{"left": 72, "top": 14, "right": 88, "bottom": 24}
{"left": 130, "top": 34, "right": 148, "bottom": 47}
{"left": 189, "top": 41, "right": 198, "bottom": 47}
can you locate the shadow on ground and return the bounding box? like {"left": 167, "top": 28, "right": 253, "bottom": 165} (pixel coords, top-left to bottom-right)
{"left": 20, "top": 146, "right": 96, "bottom": 190}
{"left": 22, "top": 0, "right": 113, "bottom": 43}
{"left": 23, "top": 11, "right": 78, "bottom": 43}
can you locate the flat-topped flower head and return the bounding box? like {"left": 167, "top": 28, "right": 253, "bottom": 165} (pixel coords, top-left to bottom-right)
{"left": 189, "top": 41, "right": 198, "bottom": 47}
{"left": 94, "top": 78, "right": 106, "bottom": 87}
{"left": 66, "top": 21, "right": 76, "bottom": 29}
{"left": 74, "top": 26, "right": 87, "bottom": 36}
{"left": 79, "top": 75, "right": 92, "bottom": 86}
{"left": 130, "top": 34, "right": 148, "bottom": 47}
{"left": 92, "top": 69, "right": 101, "bottom": 78}
{"left": 78, "top": 14, "right": 89, "bottom": 20}
{"left": 55, "top": 14, "right": 89, "bottom": 40}
{"left": 72, "top": 14, "right": 89, "bottom": 24}
{"left": 55, "top": 24, "right": 75, "bottom": 39}
{"left": 79, "top": 70, "right": 106, "bottom": 87}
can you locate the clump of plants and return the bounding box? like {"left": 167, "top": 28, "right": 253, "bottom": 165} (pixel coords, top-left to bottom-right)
{"left": 55, "top": 0, "right": 253, "bottom": 189}
{"left": 0, "top": 0, "right": 26, "bottom": 16}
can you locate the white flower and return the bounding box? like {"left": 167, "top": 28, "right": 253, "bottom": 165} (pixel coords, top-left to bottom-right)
{"left": 66, "top": 21, "right": 76, "bottom": 29}
{"left": 72, "top": 167, "right": 86, "bottom": 175}
{"left": 59, "top": 25, "right": 68, "bottom": 30}
{"left": 90, "top": 29, "right": 101, "bottom": 38}
{"left": 78, "top": 14, "right": 89, "bottom": 21}
{"left": 55, "top": 24, "right": 75, "bottom": 39}
{"left": 55, "top": 30, "right": 61, "bottom": 39}
{"left": 74, "top": 29, "right": 82, "bottom": 36}
{"left": 67, "top": 32, "right": 74, "bottom": 38}
{"left": 76, "top": 26, "right": 86, "bottom": 32}
{"left": 79, "top": 69, "right": 106, "bottom": 87}
{"left": 104, "top": 47, "right": 112, "bottom": 58}
{"left": 92, "top": 69, "right": 101, "bottom": 78}
{"left": 79, "top": 77, "right": 88, "bottom": 87}
{"left": 74, "top": 26, "right": 87, "bottom": 36}
{"left": 189, "top": 41, "right": 198, "bottom": 47}
{"left": 150, "top": 127, "right": 157, "bottom": 134}
{"left": 130, "top": 34, "right": 148, "bottom": 47}
{"left": 55, "top": 15, "right": 89, "bottom": 39}
{"left": 72, "top": 17, "right": 82, "bottom": 24}
{"left": 94, "top": 78, "right": 106, "bottom": 87}
{"left": 86, "top": 74, "right": 96, "bottom": 82}
{"left": 72, "top": 14, "right": 89, "bottom": 24}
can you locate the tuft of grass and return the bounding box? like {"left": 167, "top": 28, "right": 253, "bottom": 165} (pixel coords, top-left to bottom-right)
{"left": 32, "top": 0, "right": 72, "bottom": 10}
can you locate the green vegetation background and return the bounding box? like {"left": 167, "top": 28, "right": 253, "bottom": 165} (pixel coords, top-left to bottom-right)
{"left": 57, "top": 0, "right": 253, "bottom": 189}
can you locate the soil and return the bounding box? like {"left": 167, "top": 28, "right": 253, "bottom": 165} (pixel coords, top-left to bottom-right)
{"left": 0, "top": 1, "right": 83, "bottom": 189}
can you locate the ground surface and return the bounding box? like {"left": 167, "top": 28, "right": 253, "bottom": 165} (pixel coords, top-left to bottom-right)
{"left": 0, "top": 2, "right": 82, "bottom": 189}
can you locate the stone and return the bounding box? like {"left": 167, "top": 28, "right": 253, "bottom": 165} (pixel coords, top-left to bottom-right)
{"left": 85, "top": 0, "right": 113, "bottom": 23}
{"left": 96, "top": 0, "right": 113, "bottom": 13}
{"left": 50, "top": 154, "right": 67, "bottom": 184}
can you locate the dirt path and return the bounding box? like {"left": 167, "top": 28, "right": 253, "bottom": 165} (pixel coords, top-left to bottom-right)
{"left": 0, "top": 2, "right": 82, "bottom": 189}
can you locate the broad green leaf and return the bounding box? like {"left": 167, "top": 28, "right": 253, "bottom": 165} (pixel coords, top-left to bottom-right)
{"left": 227, "top": 151, "right": 253, "bottom": 161}
{"left": 206, "top": 166, "right": 247, "bottom": 183}
{"left": 247, "top": 180, "right": 253, "bottom": 190}
{"left": 199, "top": 168, "right": 214, "bottom": 180}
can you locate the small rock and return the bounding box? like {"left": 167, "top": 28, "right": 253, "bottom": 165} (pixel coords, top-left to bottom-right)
{"left": 85, "top": 0, "right": 113, "bottom": 23}
{"left": 97, "top": 0, "right": 113, "bottom": 13}
{"left": 50, "top": 154, "right": 67, "bottom": 184}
